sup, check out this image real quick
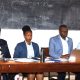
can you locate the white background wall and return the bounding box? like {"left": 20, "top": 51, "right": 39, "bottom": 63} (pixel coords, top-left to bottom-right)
{"left": 1, "top": 29, "right": 80, "bottom": 57}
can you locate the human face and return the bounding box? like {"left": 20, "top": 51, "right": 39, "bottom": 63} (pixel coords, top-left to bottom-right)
{"left": 24, "top": 31, "right": 32, "bottom": 44}
{"left": 59, "top": 27, "right": 68, "bottom": 40}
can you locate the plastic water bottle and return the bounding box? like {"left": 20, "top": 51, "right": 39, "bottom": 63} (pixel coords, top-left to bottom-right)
{"left": 0, "top": 46, "right": 2, "bottom": 55}
{"left": 40, "top": 49, "right": 45, "bottom": 62}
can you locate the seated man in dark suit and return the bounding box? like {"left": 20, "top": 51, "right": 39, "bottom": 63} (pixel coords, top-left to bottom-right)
{"left": 0, "top": 28, "right": 11, "bottom": 80}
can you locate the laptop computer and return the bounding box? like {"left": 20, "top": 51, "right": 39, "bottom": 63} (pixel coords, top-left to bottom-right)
{"left": 69, "top": 49, "right": 80, "bottom": 61}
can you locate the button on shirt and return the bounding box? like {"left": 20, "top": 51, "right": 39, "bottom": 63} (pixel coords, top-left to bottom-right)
{"left": 25, "top": 42, "right": 34, "bottom": 58}
{"left": 60, "top": 36, "right": 69, "bottom": 55}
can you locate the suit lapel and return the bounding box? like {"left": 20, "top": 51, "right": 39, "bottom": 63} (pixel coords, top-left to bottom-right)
{"left": 58, "top": 35, "right": 63, "bottom": 48}
{"left": 57, "top": 35, "right": 63, "bottom": 53}
{"left": 23, "top": 41, "right": 27, "bottom": 57}
{"left": 67, "top": 38, "right": 70, "bottom": 53}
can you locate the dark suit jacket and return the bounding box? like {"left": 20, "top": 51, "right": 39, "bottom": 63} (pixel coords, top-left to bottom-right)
{"left": 13, "top": 41, "right": 39, "bottom": 58}
{"left": 0, "top": 39, "right": 11, "bottom": 58}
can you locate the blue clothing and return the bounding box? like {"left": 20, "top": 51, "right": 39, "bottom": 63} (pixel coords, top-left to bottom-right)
{"left": 0, "top": 39, "right": 11, "bottom": 80}
{"left": 0, "top": 39, "right": 11, "bottom": 58}
{"left": 49, "top": 35, "right": 73, "bottom": 80}
{"left": 58, "top": 72, "right": 66, "bottom": 80}
{"left": 13, "top": 41, "right": 39, "bottom": 58}
{"left": 49, "top": 35, "right": 73, "bottom": 59}
{"left": 13, "top": 41, "right": 40, "bottom": 80}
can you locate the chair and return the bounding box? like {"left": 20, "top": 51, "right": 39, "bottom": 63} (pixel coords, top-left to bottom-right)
{"left": 41, "top": 47, "right": 70, "bottom": 80}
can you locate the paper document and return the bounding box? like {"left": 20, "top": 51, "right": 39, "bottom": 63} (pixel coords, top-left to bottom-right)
{"left": 14, "top": 58, "right": 39, "bottom": 62}
{"left": 45, "top": 57, "right": 68, "bottom": 63}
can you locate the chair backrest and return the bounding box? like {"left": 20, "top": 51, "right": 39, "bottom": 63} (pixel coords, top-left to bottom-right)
{"left": 41, "top": 47, "right": 50, "bottom": 57}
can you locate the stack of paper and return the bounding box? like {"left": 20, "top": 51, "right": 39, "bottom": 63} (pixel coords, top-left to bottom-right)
{"left": 14, "top": 58, "right": 39, "bottom": 62}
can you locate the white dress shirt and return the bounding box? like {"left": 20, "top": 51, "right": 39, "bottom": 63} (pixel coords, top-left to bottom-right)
{"left": 60, "top": 36, "right": 69, "bottom": 55}
{"left": 77, "top": 42, "right": 80, "bottom": 49}
{"left": 25, "top": 41, "right": 34, "bottom": 58}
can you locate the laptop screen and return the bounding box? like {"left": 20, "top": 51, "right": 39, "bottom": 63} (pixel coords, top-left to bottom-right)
{"left": 69, "top": 49, "right": 80, "bottom": 61}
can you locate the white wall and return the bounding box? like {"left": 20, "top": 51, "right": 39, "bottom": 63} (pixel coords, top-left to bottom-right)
{"left": 1, "top": 29, "right": 80, "bottom": 57}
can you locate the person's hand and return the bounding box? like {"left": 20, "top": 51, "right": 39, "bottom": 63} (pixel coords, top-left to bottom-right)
{"left": 61, "top": 54, "right": 70, "bottom": 59}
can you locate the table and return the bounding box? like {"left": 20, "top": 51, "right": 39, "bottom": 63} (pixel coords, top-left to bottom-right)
{"left": 0, "top": 59, "right": 80, "bottom": 80}
{"left": 0, "top": 59, "right": 80, "bottom": 73}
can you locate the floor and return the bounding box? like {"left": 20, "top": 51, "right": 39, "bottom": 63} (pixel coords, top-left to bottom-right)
{"left": 12, "top": 72, "right": 75, "bottom": 80}
{"left": 23, "top": 74, "right": 75, "bottom": 80}
{"left": 0, "top": 73, "right": 75, "bottom": 80}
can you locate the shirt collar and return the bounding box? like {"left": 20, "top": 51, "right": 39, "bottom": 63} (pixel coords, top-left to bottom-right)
{"left": 59, "top": 35, "right": 68, "bottom": 41}
{"left": 25, "top": 41, "right": 32, "bottom": 46}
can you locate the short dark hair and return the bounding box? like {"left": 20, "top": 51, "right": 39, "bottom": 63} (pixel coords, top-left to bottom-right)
{"left": 59, "top": 24, "right": 68, "bottom": 30}
{"left": 22, "top": 25, "right": 32, "bottom": 35}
